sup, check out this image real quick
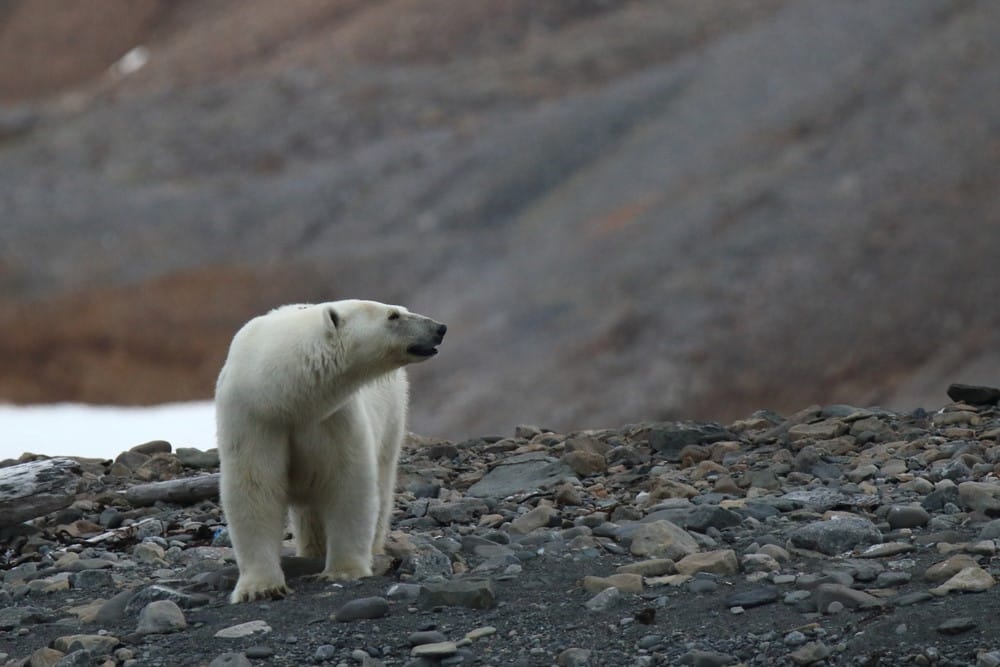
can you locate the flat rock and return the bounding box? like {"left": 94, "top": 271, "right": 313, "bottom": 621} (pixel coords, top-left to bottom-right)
{"left": 0, "top": 457, "right": 81, "bottom": 526}
{"left": 616, "top": 559, "right": 677, "bottom": 577}
{"left": 813, "top": 583, "right": 883, "bottom": 612}
{"left": 679, "top": 649, "right": 739, "bottom": 666}
{"left": 333, "top": 596, "right": 390, "bottom": 622}
{"left": 411, "top": 641, "right": 458, "bottom": 658}
{"left": 788, "top": 516, "right": 882, "bottom": 555}
{"left": 135, "top": 600, "right": 187, "bottom": 635}
{"left": 419, "top": 579, "right": 497, "bottom": 609}
{"left": 467, "top": 454, "right": 576, "bottom": 498}
{"left": 924, "top": 554, "right": 981, "bottom": 583}
{"left": 214, "top": 620, "right": 272, "bottom": 639}
{"left": 929, "top": 566, "right": 996, "bottom": 595}
{"left": 629, "top": 520, "right": 700, "bottom": 560}
{"left": 51, "top": 634, "right": 120, "bottom": 654}
{"left": 958, "top": 481, "right": 1000, "bottom": 514}
{"left": 724, "top": 586, "right": 779, "bottom": 609}
{"left": 937, "top": 617, "right": 977, "bottom": 635}
{"left": 582, "top": 573, "right": 643, "bottom": 593}
{"left": 675, "top": 550, "right": 739, "bottom": 576}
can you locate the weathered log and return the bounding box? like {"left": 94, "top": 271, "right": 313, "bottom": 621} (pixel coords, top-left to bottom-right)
{"left": 124, "top": 473, "right": 220, "bottom": 507}
{"left": 0, "top": 457, "right": 82, "bottom": 526}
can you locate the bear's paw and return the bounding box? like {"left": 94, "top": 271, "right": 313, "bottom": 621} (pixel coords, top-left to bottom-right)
{"left": 230, "top": 577, "right": 292, "bottom": 604}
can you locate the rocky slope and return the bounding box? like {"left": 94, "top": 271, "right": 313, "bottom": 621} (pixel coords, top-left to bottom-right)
{"left": 3, "top": 389, "right": 1000, "bottom": 665}
{"left": 1, "top": 1, "right": 999, "bottom": 439}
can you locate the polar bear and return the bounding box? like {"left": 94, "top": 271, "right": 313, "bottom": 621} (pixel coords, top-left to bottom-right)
{"left": 215, "top": 299, "right": 446, "bottom": 603}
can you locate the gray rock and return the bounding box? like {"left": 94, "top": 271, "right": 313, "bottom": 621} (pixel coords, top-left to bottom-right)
{"left": 214, "top": 621, "right": 272, "bottom": 639}
{"left": 0, "top": 606, "right": 55, "bottom": 630}
{"left": 556, "top": 647, "right": 593, "bottom": 666}
{"left": 419, "top": 579, "right": 497, "bottom": 609}
{"left": 959, "top": 481, "right": 1000, "bottom": 514}
{"left": 467, "top": 453, "right": 577, "bottom": 497}
{"left": 628, "top": 520, "right": 700, "bottom": 560}
{"left": 209, "top": 654, "right": 253, "bottom": 667}
{"left": 646, "top": 422, "right": 734, "bottom": 462}
{"left": 427, "top": 498, "right": 490, "bottom": 524}
{"left": 69, "top": 569, "right": 114, "bottom": 590}
{"left": 979, "top": 519, "right": 1000, "bottom": 540}
{"left": 398, "top": 542, "right": 453, "bottom": 581}
{"left": 124, "top": 584, "right": 210, "bottom": 614}
{"left": 788, "top": 642, "right": 831, "bottom": 665}
{"left": 724, "top": 586, "right": 779, "bottom": 609}
{"left": 788, "top": 516, "right": 882, "bottom": 555}
{"left": 946, "top": 383, "right": 1000, "bottom": 405}
{"left": 411, "top": 641, "right": 458, "bottom": 658}
{"left": 334, "top": 596, "right": 390, "bottom": 622}
{"left": 679, "top": 649, "right": 739, "bottom": 666}
{"left": 313, "top": 645, "right": 337, "bottom": 661}
{"left": 813, "top": 583, "right": 883, "bottom": 612}
{"left": 584, "top": 586, "right": 621, "bottom": 612}
{"left": 937, "top": 617, "right": 976, "bottom": 635}
{"left": 408, "top": 630, "right": 448, "bottom": 646}
{"left": 136, "top": 600, "right": 187, "bottom": 635}
{"left": 387, "top": 583, "right": 423, "bottom": 601}
{"left": 176, "top": 447, "right": 220, "bottom": 469}
{"left": 509, "top": 504, "right": 559, "bottom": 534}
{"left": 131, "top": 440, "right": 172, "bottom": 455}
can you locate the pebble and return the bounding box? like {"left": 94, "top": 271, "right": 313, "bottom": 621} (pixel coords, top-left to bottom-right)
{"left": 788, "top": 641, "right": 831, "bottom": 665}
{"left": 724, "top": 586, "right": 778, "bottom": 609}
{"left": 418, "top": 579, "right": 496, "bottom": 609}
{"left": 209, "top": 653, "right": 253, "bottom": 667}
{"left": 333, "top": 596, "right": 390, "bottom": 622}
{"left": 411, "top": 641, "right": 458, "bottom": 658}
{"left": 556, "top": 647, "right": 592, "bottom": 666}
{"left": 135, "top": 600, "right": 187, "bottom": 635}
{"left": 585, "top": 586, "right": 622, "bottom": 611}
{"left": 936, "top": 617, "right": 977, "bottom": 635}
{"left": 214, "top": 620, "right": 273, "bottom": 639}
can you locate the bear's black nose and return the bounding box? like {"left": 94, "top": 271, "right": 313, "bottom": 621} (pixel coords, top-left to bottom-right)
{"left": 436, "top": 324, "right": 447, "bottom": 339}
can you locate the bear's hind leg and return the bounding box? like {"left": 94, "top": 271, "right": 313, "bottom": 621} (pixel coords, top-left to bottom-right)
{"left": 290, "top": 506, "right": 326, "bottom": 559}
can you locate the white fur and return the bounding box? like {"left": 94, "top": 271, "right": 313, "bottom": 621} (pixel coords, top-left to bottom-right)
{"left": 216, "top": 300, "right": 443, "bottom": 603}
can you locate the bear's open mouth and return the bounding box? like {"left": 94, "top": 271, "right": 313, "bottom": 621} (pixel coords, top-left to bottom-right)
{"left": 407, "top": 344, "right": 438, "bottom": 357}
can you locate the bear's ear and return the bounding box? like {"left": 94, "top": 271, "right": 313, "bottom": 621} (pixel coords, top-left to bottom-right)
{"left": 326, "top": 306, "right": 340, "bottom": 330}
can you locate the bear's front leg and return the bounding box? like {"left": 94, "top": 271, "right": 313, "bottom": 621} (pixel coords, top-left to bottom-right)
{"left": 316, "top": 446, "right": 379, "bottom": 582}
{"left": 220, "top": 434, "right": 292, "bottom": 603}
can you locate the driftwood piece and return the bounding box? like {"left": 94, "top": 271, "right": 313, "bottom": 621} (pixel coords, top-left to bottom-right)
{"left": 0, "top": 457, "right": 82, "bottom": 526}
{"left": 124, "top": 473, "right": 220, "bottom": 507}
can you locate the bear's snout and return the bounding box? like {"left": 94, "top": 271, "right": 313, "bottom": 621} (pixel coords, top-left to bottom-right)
{"left": 434, "top": 323, "right": 447, "bottom": 341}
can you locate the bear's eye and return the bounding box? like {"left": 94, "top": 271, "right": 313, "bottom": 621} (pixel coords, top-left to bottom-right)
{"left": 388, "top": 311, "right": 400, "bottom": 321}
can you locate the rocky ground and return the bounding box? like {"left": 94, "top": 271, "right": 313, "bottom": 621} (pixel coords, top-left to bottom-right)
{"left": 3, "top": 387, "right": 1000, "bottom": 666}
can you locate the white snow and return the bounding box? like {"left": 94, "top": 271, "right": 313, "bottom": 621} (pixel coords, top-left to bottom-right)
{"left": 0, "top": 402, "right": 215, "bottom": 461}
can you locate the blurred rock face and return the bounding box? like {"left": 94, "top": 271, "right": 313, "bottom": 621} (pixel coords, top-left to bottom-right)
{"left": 1, "top": 0, "right": 998, "bottom": 438}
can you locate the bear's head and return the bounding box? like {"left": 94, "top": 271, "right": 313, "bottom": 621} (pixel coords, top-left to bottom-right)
{"left": 322, "top": 299, "right": 446, "bottom": 374}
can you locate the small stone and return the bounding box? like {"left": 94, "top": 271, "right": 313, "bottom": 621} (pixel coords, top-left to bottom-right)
{"left": 556, "top": 647, "right": 592, "bottom": 666}
{"left": 209, "top": 653, "right": 253, "bottom": 667}
{"left": 387, "top": 583, "right": 422, "bottom": 601}
{"left": 741, "top": 553, "right": 780, "bottom": 573}
{"left": 313, "top": 645, "right": 337, "bottom": 661}
{"left": 629, "top": 520, "right": 699, "bottom": 560}
{"left": 464, "top": 626, "right": 497, "bottom": 641}
{"left": 334, "top": 597, "right": 390, "bottom": 622}
{"left": 788, "top": 516, "right": 882, "bottom": 555}
{"left": 585, "top": 586, "right": 621, "bottom": 611}
{"left": 788, "top": 421, "right": 847, "bottom": 442}
{"left": 419, "top": 579, "right": 496, "bottom": 609}
{"left": 131, "top": 440, "right": 172, "bottom": 454}
{"left": 936, "top": 617, "right": 977, "bottom": 635}
{"left": 214, "top": 620, "right": 272, "bottom": 639}
{"left": 176, "top": 447, "right": 220, "bottom": 468}
{"left": 408, "top": 630, "right": 448, "bottom": 646}
{"left": 582, "top": 573, "right": 643, "bottom": 593}
{"left": 411, "top": 641, "right": 458, "bottom": 658}
{"left": 887, "top": 505, "right": 930, "bottom": 529}
{"left": 136, "top": 600, "right": 187, "bottom": 635}
{"left": 724, "top": 586, "right": 779, "bottom": 609}
{"left": 959, "top": 481, "right": 1000, "bottom": 514}
{"left": 813, "top": 583, "right": 882, "bottom": 612}
{"left": 616, "top": 559, "right": 676, "bottom": 577}
{"left": 132, "top": 542, "right": 167, "bottom": 564}
{"left": 924, "top": 554, "right": 980, "bottom": 583}
{"left": 26, "top": 647, "right": 64, "bottom": 667}
{"left": 51, "top": 634, "right": 120, "bottom": 654}
{"left": 929, "top": 566, "right": 996, "bottom": 595}
{"left": 675, "top": 550, "right": 738, "bottom": 576}
{"left": 69, "top": 569, "right": 114, "bottom": 590}
{"left": 561, "top": 450, "right": 607, "bottom": 476}
{"left": 244, "top": 646, "right": 275, "bottom": 659}
{"left": 679, "top": 648, "right": 739, "bottom": 666}
{"left": 508, "top": 504, "right": 559, "bottom": 534}
{"left": 788, "top": 641, "right": 831, "bottom": 665}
